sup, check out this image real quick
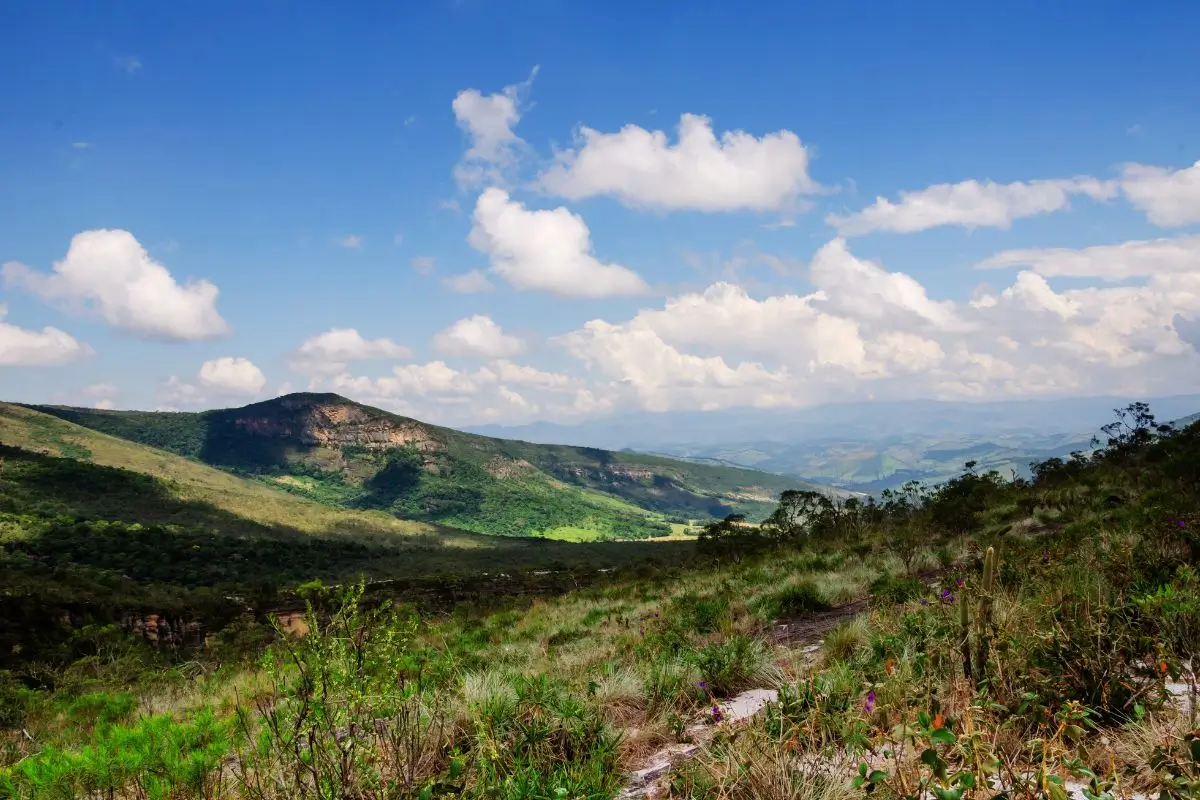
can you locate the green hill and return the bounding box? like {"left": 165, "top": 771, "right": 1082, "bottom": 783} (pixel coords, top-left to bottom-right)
{"left": 26, "top": 393, "right": 827, "bottom": 540}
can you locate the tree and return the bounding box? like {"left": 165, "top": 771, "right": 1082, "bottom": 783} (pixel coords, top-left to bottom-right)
{"left": 697, "top": 514, "right": 766, "bottom": 562}
{"left": 763, "top": 490, "right": 832, "bottom": 541}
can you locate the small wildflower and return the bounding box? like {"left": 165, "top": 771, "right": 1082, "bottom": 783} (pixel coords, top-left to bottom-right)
{"left": 1176, "top": 520, "right": 1186, "bottom": 528}
{"left": 885, "top": 658, "right": 896, "bottom": 675}
{"left": 920, "top": 598, "right": 929, "bottom": 606}
{"left": 864, "top": 690, "right": 876, "bottom": 714}
{"left": 933, "top": 712, "right": 945, "bottom": 730}
{"left": 956, "top": 577, "right": 964, "bottom": 588}
{"left": 940, "top": 589, "right": 955, "bottom": 604}
{"left": 697, "top": 680, "right": 708, "bottom": 690}
{"left": 1159, "top": 661, "right": 1169, "bottom": 675}
{"left": 712, "top": 705, "right": 723, "bottom": 722}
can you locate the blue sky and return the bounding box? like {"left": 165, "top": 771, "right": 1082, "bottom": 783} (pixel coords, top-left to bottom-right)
{"left": 2, "top": 1, "right": 1199, "bottom": 424}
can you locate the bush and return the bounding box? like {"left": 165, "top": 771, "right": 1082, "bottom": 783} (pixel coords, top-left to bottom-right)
{"left": 869, "top": 573, "right": 926, "bottom": 606}
{"left": 695, "top": 636, "right": 780, "bottom": 696}
{"left": 755, "top": 581, "right": 830, "bottom": 620}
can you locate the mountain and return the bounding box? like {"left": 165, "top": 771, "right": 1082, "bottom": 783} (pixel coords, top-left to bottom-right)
{"left": 466, "top": 394, "right": 1200, "bottom": 449}
{"left": 26, "top": 393, "right": 831, "bottom": 540}
{"left": 469, "top": 395, "right": 1200, "bottom": 493}
{"left": 1, "top": 401, "right": 704, "bottom": 666}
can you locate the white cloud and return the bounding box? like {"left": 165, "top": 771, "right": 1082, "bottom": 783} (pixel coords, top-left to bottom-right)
{"left": 827, "top": 176, "right": 1117, "bottom": 235}
{"left": 71, "top": 141, "right": 92, "bottom": 150}
{"left": 976, "top": 235, "right": 1200, "bottom": 280}
{"left": 443, "top": 270, "right": 495, "bottom": 293}
{"left": 156, "top": 376, "right": 207, "bottom": 410}
{"left": 452, "top": 66, "right": 538, "bottom": 188}
{"left": 0, "top": 304, "right": 92, "bottom": 366}
{"left": 468, "top": 188, "right": 648, "bottom": 297}
{"left": 488, "top": 359, "right": 573, "bottom": 390}
{"left": 198, "top": 357, "right": 267, "bottom": 395}
{"left": 432, "top": 314, "right": 524, "bottom": 358}
{"left": 1120, "top": 160, "right": 1200, "bottom": 227}
{"left": 94, "top": 399, "right": 115, "bottom": 410}
{"left": 538, "top": 113, "right": 819, "bottom": 212}
{"left": 552, "top": 236, "right": 1200, "bottom": 414}
{"left": 393, "top": 233, "right": 404, "bottom": 246}
{"left": 332, "top": 361, "right": 491, "bottom": 400}
{"left": 560, "top": 320, "right": 793, "bottom": 412}
{"left": 2, "top": 229, "right": 229, "bottom": 341}
{"left": 809, "top": 238, "right": 963, "bottom": 331}
{"left": 337, "top": 234, "right": 364, "bottom": 249}
{"left": 410, "top": 255, "right": 436, "bottom": 275}
{"left": 290, "top": 328, "right": 411, "bottom": 375}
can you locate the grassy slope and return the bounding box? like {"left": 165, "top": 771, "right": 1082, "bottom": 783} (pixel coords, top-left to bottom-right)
{"left": 5, "top": 414, "right": 1198, "bottom": 796}
{"left": 28, "top": 395, "right": 820, "bottom": 538}
{"left": 0, "top": 403, "right": 691, "bottom": 584}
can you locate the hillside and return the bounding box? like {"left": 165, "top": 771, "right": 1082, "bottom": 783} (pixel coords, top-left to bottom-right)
{"left": 648, "top": 430, "right": 1099, "bottom": 492}
{"left": 4, "top": 403, "right": 1199, "bottom": 797}
{"left": 27, "top": 393, "right": 827, "bottom": 540}
{"left": 0, "top": 402, "right": 687, "bottom": 576}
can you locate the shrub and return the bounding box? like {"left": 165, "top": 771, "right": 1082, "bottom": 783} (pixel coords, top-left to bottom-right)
{"left": 695, "top": 636, "right": 781, "bottom": 696}
{"left": 869, "top": 573, "right": 925, "bottom": 606}
{"left": 755, "top": 580, "right": 830, "bottom": 621}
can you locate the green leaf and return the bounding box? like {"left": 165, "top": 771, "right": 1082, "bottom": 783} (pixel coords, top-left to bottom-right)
{"left": 930, "top": 727, "right": 957, "bottom": 746}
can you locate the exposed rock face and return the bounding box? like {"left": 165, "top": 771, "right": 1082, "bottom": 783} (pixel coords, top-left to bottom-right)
{"left": 232, "top": 400, "right": 441, "bottom": 453}
{"left": 559, "top": 465, "right": 656, "bottom": 483}
{"left": 274, "top": 610, "right": 310, "bottom": 638}
{"left": 485, "top": 457, "right": 536, "bottom": 478}
{"left": 122, "top": 614, "right": 206, "bottom": 649}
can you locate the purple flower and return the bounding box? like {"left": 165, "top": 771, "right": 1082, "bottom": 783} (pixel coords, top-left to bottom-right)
{"left": 940, "top": 589, "right": 955, "bottom": 604}
{"left": 956, "top": 577, "right": 964, "bottom": 588}
{"left": 1177, "top": 520, "right": 1187, "bottom": 528}
{"left": 697, "top": 681, "right": 708, "bottom": 690}
{"left": 712, "top": 705, "right": 723, "bottom": 722}
{"left": 864, "top": 691, "right": 876, "bottom": 714}
{"left": 920, "top": 598, "right": 929, "bottom": 606}
{"left": 639, "top": 628, "right": 645, "bottom": 636}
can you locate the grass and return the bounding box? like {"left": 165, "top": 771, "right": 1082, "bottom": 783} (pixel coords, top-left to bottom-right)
{"left": 2, "top": 405, "right": 1199, "bottom": 798}
{"left": 26, "top": 394, "right": 832, "bottom": 539}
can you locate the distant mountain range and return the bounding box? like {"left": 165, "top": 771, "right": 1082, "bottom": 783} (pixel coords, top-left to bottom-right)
{"left": 22, "top": 393, "right": 832, "bottom": 539}
{"left": 467, "top": 394, "right": 1200, "bottom": 493}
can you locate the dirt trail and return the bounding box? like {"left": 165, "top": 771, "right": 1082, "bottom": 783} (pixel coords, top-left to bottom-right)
{"left": 620, "top": 570, "right": 959, "bottom": 798}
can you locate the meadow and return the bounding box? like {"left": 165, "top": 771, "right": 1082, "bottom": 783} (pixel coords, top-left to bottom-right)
{"left": 1, "top": 403, "right": 1198, "bottom": 798}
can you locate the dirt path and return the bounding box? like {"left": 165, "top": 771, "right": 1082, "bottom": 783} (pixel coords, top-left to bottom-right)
{"left": 769, "top": 598, "right": 870, "bottom": 647}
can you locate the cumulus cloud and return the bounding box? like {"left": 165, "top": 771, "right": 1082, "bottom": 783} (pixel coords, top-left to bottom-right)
{"left": 976, "top": 235, "right": 1200, "bottom": 280}
{"left": 326, "top": 362, "right": 494, "bottom": 410}
{"left": 443, "top": 270, "right": 495, "bottom": 293}
{"left": 156, "top": 375, "right": 209, "bottom": 410}
{"left": 0, "top": 304, "right": 92, "bottom": 366}
{"left": 827, "top": 176, "right": 1117, "bottom": 235}
{"left": 538, "top": 113, "right": 818, "bottom": 212}
{"left": 553, "top": 236, "right": 1200, "bottom": 413}
{"left": 289, "top": 328, "right": 411, "bottom": 375}
{"left": 337, "top": 234, "right": 364, "bottom": 249}
{"left": 432, "top": 315, "right": 525, "bottom": 358}
{"left": 487, "top": 359, "right": 573, "bottom": 390}
{"left": 452, "top": 66, "right": 538, "bottom": 188}
{"left": 1120, "top": 160, "right": 1200, "bottom": 227}
{"left": 160, "top": 357, "right": 268, "bottom": 409}
{"left": 198, "top": 357, "right": 268, "bottom": 395}
{"left": 468, "top": 188, "right": 648, "bottom": 297}
{"left": 2, "top": 229, "right": 229, "bottom": 341}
